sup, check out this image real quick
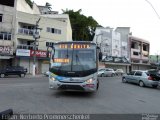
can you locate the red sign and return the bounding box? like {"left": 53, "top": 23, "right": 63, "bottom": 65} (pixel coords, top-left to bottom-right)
{"left": 30, "top": 50, "right": 47, "bottom": 57}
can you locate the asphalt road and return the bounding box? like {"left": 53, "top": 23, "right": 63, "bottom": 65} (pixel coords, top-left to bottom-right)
{"left": 0, "top": 75, "right": 160, "bottom": 114}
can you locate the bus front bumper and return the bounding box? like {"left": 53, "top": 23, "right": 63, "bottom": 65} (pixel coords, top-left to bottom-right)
{"left": 49, "top": 80, "right": 97, "bottom": 92}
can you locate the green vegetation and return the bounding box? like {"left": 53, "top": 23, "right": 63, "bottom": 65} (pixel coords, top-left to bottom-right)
{"left": 25, "top": 0, "right": 33, "bottom": 8}
{"left": 45, "top": 2, "right": 52, "bottom": 11}
{"left": 62, "top": 9, "right": 99, "bottom": 41}
{"left": 150, "top": 55, "right": 159, "bottom": 63}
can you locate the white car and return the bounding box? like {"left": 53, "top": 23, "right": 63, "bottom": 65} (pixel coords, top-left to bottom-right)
{"left": 115, "top": 69, "right": 124, "bottom": 76}
{"left": 98, "top": 68, "right": 116, "bottom": 77}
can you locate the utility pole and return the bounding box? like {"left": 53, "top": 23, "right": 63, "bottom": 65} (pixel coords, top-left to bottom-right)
{"left": 32, "top": 18, "right": 41, "bottom": 76}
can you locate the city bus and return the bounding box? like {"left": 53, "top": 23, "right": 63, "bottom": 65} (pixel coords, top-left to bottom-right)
{"left": 47, "top": 41, "right": 100, "bottom": 92}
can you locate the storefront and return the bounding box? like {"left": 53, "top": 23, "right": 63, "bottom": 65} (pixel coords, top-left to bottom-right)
{"left": 0, "top": 46, "right": 13, "bottom": 68}
{"left": 101, "top": 56, "right": 131, "bottom": 73}
{"left": 16, "top": 49, "right": 49, "bottom": 74}
{"left": 131, "top": 63, "right": 151, "bottom": 71}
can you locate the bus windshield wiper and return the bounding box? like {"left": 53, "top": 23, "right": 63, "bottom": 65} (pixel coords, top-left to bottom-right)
{"left": 75, "top": 54, "right": 85, "bottom": 71}
{"left": 57, "top": 46, "right": 69, "bottom": 72}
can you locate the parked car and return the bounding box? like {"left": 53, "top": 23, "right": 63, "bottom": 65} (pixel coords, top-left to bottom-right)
{"left": 122, "top": 70, "right": 160, "bottom": 88}
{"left": 44, "top": 71, "right": 50, "bottom": 77}
{"left": 0, "top": 66, "right": 27, "bottom": 78}
{"left": 115, "top": 69, "right": 124, "bottom": 76}
{"left": 98, "top": 68, "right": 116, "bottom": 77}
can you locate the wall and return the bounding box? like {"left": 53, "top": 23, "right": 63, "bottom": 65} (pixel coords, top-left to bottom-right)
{"left": 16, "top": 0, "right": 40, "bottom": 14}
{"left": 115, "top": 27, "right": 130, "bottom": 59}
{"left": 112, "top": 31, "right": 121, "bottom": 57}
{"left": 41, "top": 14, "right": 72, "bottom": 41}
{"left": 0, "top": 4, "right": 15, "bottom": 32}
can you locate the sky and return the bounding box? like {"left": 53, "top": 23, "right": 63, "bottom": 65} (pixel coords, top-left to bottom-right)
{"left": 33, "top": 0, "right": 160, "bottom": 55}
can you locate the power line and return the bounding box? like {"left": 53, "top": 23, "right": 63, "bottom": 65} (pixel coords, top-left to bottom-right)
{"left": 144, "top": 0, "right": 160, "bottom": 20}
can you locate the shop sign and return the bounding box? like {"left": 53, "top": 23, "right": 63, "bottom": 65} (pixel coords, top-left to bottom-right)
{"left": 16, "top": 49, "right": 30, "bottom": 56}
{"left": 30, "top": 50, "right": 47, "bottom": 57}
{"left": 0, "top": 46, "right": 13, "bottom": 55}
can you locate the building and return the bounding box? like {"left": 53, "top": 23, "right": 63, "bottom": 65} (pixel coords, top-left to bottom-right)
{"left": 115, "top": 27, "right": 130, "bottom": 59}
{"left": 129, "top": 35, "right": 150, "bottom": 71}
{"left": 93, "top": 27, "right": 121, "bottom": 57}
{"left": 0, "top": 0, "right": 16, "bottom": 68}
{"left": 0, "top": 0, "right": 72, "bottom": 74}
{"left": 93, "top": 27, "right": 130, "bottom": 73}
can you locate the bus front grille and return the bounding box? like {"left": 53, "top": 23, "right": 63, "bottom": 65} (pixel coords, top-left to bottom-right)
{"left": 58, "top": 85, "right": 84, "bottom": 91}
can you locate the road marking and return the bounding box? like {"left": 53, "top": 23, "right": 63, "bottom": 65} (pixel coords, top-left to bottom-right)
{"left": 137, "top": 99, "right": 146, "bottom": 103}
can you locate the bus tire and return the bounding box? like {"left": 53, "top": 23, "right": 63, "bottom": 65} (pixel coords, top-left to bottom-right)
{"left": 97, "top": 80, "right": 99, "bottom": 90}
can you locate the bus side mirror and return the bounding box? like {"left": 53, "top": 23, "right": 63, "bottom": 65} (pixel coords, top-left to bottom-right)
{"left": 99, "top": 52, "right": 102, "bottom": 61}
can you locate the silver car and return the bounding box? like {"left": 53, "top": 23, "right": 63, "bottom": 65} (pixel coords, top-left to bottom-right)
{"left": 115, "top": 69, "right": 124, "bottom": 76}
{"left": 122, "top": 70, "right": 159, "bottom": 88}
{"left": 98, "top": 68, "right": 116, "bottom": 77}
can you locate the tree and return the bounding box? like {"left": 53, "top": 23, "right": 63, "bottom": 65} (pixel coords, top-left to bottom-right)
{"left": 62, "top": 9, "right": 99, "bottom": 41}
{"left": 45, "top": 2, "right": 52, "bottom": 11}
{"left": 25, "top": 0, "right": 33, "bottom": 8}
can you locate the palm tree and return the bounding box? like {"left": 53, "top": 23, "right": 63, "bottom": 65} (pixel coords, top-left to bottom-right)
{"left": 25, "top": 0, "right": 33, "bottom": 8}
{"left": 45, "top": 2, "right": 52, "bottom": 11}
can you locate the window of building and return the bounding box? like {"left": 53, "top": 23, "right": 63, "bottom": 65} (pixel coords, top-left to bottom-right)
{"left": 0, "top": 0, "right": 14, "bottom": 7}
{"left": 143, "top": 44, "right": 147, "bottom": 51}
{"left": 51, "top": 28, "right": 55, "bottom": 33}
{"left": 57, "top": 29, "right": 61, "bottom": 34}
{"left": 133, "top": 52, "right": 139, "bottom": 56}
{"left": 47, "top": 27, "right": 61, "bottom": 34}
{"left": 0, "top": 33, "right": 3, "bottom": 39}
{"left": 0, "top": 14, "right": 3, "bottom": 22}
{"left": 0, "top": 32, "right": 12, "bottom": 40}
{"left": 131, "top": 42, "right": 135, "bottom": 48}
{"left": 47, "top": 27, "right": 51, "bottom": 32}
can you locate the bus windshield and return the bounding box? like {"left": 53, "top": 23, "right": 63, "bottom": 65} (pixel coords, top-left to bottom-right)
{"left": 50, "top": 43, "right": 97, "bottom": 77}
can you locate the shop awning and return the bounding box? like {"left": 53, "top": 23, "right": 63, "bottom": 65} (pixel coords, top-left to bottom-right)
{"left": 104, "top": 62, "right": 131, "bottom": 66}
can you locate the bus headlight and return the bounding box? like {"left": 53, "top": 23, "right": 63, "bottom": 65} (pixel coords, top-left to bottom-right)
{"left": 86, "top": 78, "right": 94, "bottom": 84}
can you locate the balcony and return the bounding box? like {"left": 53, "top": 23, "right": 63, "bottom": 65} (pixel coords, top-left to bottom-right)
{"left": 17, "top": 28, "right": 34, "bottom": 40}
{"left": 0, "top": 33, "right": 13, "bottom": 46}
{"left": 142, "top": 51, "right": 149, "bottom": 60}
{"left": 17, "top": 44, "right": 38, "bottom": 50}
{"left": 18, "top": 28, "right": 34, "bottom": 36}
